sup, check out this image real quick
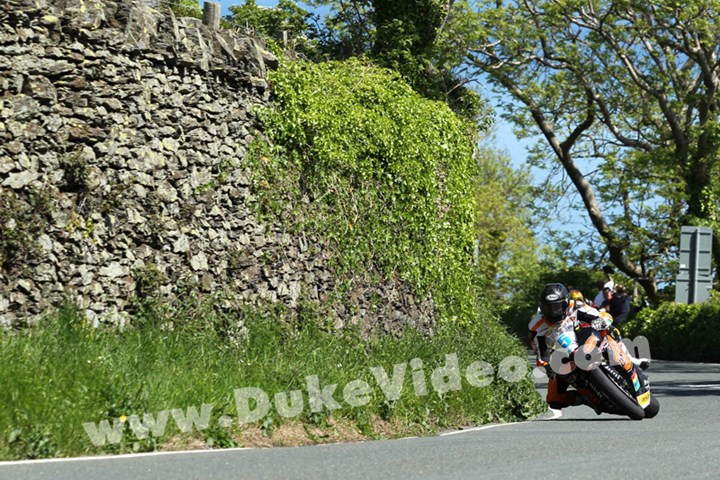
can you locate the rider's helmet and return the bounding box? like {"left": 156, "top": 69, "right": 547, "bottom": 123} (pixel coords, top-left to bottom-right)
{"left": 539, "top": 283, "right": 570, "bottom": 323}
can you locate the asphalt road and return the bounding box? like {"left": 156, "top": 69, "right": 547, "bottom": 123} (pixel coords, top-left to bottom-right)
{"left": 2, "top": 360, "right": 719, "bottom": 480}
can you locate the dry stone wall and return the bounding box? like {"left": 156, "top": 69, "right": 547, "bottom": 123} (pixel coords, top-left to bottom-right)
{"left": 0, "top": 0, "right": 436, "bottom": 333}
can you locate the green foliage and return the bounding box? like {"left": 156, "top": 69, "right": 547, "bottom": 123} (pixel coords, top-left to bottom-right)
{"left": 622, "top": 293, "right": 720, "bottom": 362}
{"left": 470, "top": 145, "right": 603, "bottom": 338}
{"left": 304, "top": 0, "right": 488, "bottom": 123}
{"left": 225, "top": 0, "right": 319, "bottom": 57}
{"left": 372, "top": 0, "right": 444, "bottom": 65}
{"left": 129, "top": 263, "right": 169, "bottom": 327}
{"left": 370, "top": 0, "right": 487, "bottom": 123}
{"left": 473, "top": 147, "right": 536, "bottom": 292}
{"left": 225, "top": 1, "right": 489, "bottom": 121}
{"left": 194, "top": 158, "right": 237, "bottom": 194}
{"left": 308, "top": 0, "right": 374, "bottom": 58}
{"left": 7, "top": 425, "right": 58, "bottom": 460}
{"left": 161, "top": 0, "right": 202, "bottom": 19}
{"left": 60, "top": 151, "right": 90, "bottom": 193}
{"left": 0, "top": 303, "right": 544, "bottom": 460}
{"left": 254, "top": 59, "right": 482, "bottom": 326}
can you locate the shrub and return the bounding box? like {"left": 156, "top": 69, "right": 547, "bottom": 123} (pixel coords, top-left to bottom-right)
{"left": 622, "top": 292, "right": 720, "bottom": 362}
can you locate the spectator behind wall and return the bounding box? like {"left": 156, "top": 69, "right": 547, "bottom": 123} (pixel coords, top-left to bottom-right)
{"left": 600, "top": 286, "right": 613, "bottom": 311}
{"left": 592, "top": 265, "right": 615, "bottom": 307}
{"left": 608, "top": 284, "right": 631, "bottom": 326}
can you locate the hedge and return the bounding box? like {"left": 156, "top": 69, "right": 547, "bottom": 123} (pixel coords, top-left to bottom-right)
{"left": 622, "top": 293, "right": 720, "bottom": 363}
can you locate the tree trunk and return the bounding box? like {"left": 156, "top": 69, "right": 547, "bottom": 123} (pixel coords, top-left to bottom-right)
{"left": 525, "top": 97, "right": 661, "bottom": 301}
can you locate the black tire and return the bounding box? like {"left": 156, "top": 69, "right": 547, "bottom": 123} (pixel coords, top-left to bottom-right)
{"left": 644, "top": 395, "right": 660, "bottom": 419}
{"left": 588, "top": 366, "right": 645, "bottom": 420}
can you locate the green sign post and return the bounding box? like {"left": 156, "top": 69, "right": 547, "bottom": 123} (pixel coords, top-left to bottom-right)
{"left": 675, "top": 226, "right": 714, "bottom": 304}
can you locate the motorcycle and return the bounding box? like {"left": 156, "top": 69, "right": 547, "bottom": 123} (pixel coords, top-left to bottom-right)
{"left": 543, "top": 315, "right": 660, "bottom": 420}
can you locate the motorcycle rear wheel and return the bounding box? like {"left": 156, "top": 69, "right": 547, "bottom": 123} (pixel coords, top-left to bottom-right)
{"left": 588, "top": 366, "right": 645, "bottom": 420}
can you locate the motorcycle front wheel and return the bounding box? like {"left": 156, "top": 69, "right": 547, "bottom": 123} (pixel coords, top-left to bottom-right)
{"left": 644, "top": 394, "right": 660, "bottom": 418}
{"left": 588, "top": 365, "right": 645, "bottom": 420}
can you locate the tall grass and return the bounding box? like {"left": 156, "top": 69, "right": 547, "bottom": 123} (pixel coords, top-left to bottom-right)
{"left": 0, "top": 303, "right": 544, "bottom": 460}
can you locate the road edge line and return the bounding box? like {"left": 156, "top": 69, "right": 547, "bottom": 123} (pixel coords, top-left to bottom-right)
{"left": 0, "top": 446, "right": 254, "bottom": 467}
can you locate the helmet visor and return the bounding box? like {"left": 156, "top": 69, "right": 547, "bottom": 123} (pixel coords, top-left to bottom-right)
{"left": 543, "top": 301, "right": 566, "bottom": 322}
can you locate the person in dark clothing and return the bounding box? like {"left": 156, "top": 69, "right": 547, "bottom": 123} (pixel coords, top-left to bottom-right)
{"left": 599, "top": 286, "right": 613, "bottom": 311}
{"left": 608, "top": 284, "right": 631, "bottom": 326}
{"left": 606, "top": 284, "right": 648, "bottom": 368}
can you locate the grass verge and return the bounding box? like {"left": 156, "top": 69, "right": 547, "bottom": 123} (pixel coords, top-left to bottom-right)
{"left": 0, "top": 303, "right": 544, "bottom": 460}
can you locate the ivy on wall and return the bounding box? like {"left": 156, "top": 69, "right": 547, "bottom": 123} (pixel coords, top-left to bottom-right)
{"left": 251, "top": 58, "right": 485, "bottom": 325}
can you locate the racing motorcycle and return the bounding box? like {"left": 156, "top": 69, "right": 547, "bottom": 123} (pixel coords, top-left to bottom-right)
{"left": 544, "top": 316, "right": 660, "bottom": 420}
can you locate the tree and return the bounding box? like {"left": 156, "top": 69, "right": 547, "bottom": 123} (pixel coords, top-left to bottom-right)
{"left": 159, "top": 0, "right": 202, "bottom": 19}
{"left": 449, "top": 0, "right": 720, "bottom": 301}
{"left": 372, "top": 0, "right": 487, "bottom": 122}
{"left": 474, "top": 147, "right": 538, "bottom": 293}
{"left": 308, "top": 0, "right": 375, "bottom": 58}
{"left": 472, "top": 147, "right": 598, "bottom": 336}
{"left": 225, "top": 0, "right": 319, "bottom": 56}
{"left": 307, "top": 0, "right": 487, "bottom": 122}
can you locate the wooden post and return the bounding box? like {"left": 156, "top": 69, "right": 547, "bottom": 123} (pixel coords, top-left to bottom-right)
{"left": 202, "top": 2, "right": 221, "bottom": 29}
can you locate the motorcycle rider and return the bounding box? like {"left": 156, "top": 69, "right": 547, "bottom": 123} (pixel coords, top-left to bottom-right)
{"left": 529, "top": 283, "right": 611, "bottom": 409}
{"left": 529, "top": 283, "right": 648, "bottom": 410}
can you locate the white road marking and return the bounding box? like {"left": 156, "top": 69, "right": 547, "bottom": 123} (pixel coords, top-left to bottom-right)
{"left": 439, "top": 422, "right": 522, "bottom": 436}
{"left": 438, "top": 405, "right": 563, "bottom": 437}
{"left": 0, "top": 446, "right": 253, "bottom": 467}
{"left": 677, "top": 384, "right": 720, "bottom": 389}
